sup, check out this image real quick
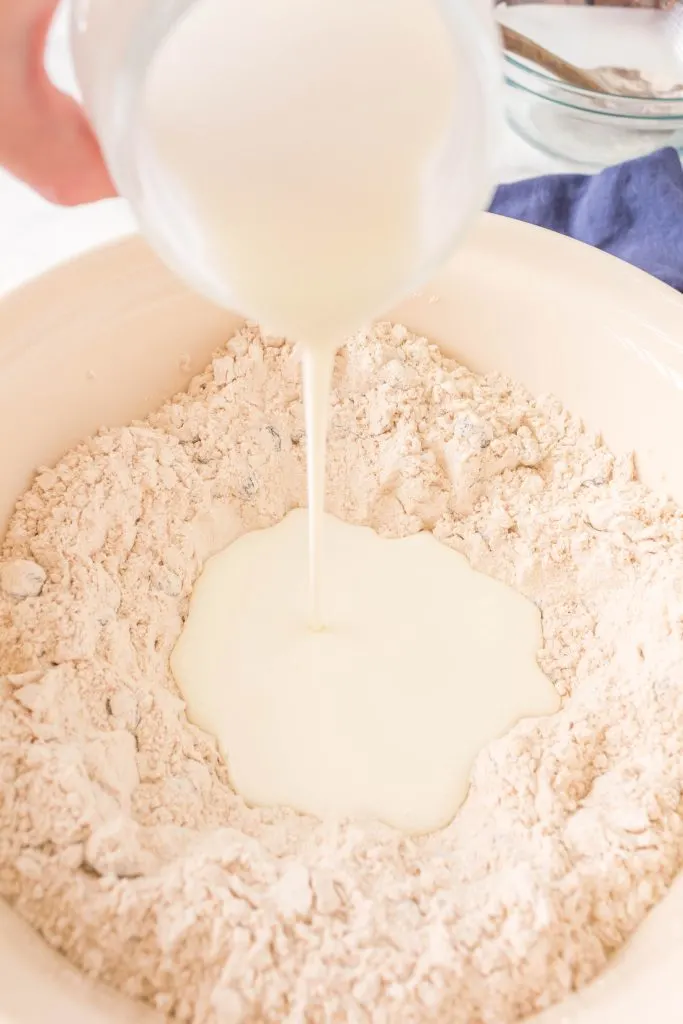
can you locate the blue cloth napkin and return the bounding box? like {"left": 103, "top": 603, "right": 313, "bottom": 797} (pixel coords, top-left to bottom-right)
{"left": 490, "top": 147, "right": 683, "bottom": 291}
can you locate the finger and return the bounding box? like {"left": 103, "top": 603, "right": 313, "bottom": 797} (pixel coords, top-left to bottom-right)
{"left": 0, "top": 0, "right": 116, "bottom": 205}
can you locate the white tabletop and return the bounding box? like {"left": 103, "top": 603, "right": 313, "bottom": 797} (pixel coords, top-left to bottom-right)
{"left": 0, "top": 4, "right": 571, "bottom": 298}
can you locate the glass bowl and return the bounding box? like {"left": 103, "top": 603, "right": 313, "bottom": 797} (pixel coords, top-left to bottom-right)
{"left": 499, "top": 3, "right": 683, "bottom": 167}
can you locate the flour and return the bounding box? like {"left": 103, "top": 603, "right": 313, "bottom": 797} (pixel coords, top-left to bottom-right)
{"left": 1, "top": 322, "right": 683, "bottom": 1023}
{"left": 592, "top": 68, "right": 683, "bottom": 100}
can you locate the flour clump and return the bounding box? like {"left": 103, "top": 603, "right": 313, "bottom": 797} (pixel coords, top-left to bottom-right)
{"left": 1, "top": 322, "right": 683, "bottom": 1023}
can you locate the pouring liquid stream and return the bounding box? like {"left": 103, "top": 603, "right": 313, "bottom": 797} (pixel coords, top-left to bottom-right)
{"left": 138, "top": 0, "right": 463, "bottom": 632}
{"left": 301, "top": 345, "right": 335, "bottom": 630}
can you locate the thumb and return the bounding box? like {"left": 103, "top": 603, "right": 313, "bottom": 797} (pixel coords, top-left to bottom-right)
{"left": 0, "top": 0, "right": 116, "bottom": 205}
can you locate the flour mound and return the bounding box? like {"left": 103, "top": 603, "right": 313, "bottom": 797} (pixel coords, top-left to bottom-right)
{"left": 1, "top": 322, "right": 683, "bottom": 1023}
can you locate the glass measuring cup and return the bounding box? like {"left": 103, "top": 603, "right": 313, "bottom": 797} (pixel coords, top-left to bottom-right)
{"left": 71, "top": 0, "right": 503, "bottom": 318}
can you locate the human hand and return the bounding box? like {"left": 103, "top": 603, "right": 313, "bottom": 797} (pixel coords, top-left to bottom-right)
{"left": 0, "top": 0, "right": 115, "bottom": 204}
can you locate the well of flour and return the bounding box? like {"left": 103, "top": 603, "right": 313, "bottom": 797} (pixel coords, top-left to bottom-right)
{"left": 172, "top": 510, "right": 559, "bottom": 833}
{"left": 2, "top": 322, "right": 683, "bottom": 1023}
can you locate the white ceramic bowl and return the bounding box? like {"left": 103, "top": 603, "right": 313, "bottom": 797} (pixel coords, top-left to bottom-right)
{"left": 1, "top": 214, "right": 683, "bottom": 1024}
